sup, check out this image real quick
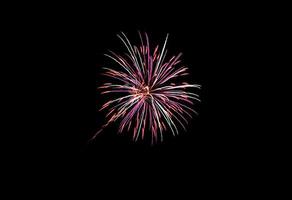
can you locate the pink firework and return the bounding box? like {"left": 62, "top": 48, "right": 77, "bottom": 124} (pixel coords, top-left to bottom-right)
{"left": 95, "top": 32, "right": 201, "bottom": 143}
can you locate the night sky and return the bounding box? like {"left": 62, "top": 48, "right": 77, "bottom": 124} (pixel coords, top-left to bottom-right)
{"left": 24, "top": 3, "right": 270, "bottom": 193}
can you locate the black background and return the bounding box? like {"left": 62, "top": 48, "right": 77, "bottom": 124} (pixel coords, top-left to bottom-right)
{"left": 22, "top": 2, "right": 275, "bottom": 194}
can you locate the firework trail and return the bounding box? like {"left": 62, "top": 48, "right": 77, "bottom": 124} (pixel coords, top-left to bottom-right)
{"left": 93, "top": 32, "right": 201, "bottom": 143}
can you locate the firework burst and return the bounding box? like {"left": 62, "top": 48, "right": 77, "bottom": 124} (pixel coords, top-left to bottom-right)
{"left": 94, "top": 32, "right": 201, "bottom": 143}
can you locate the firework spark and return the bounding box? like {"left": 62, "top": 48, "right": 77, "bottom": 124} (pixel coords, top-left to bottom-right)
{"left": 94, "top": 32, "right": 201, "bottom": 143}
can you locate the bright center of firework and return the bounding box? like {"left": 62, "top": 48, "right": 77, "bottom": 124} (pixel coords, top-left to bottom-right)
{"left": 140, "top": 86, "right": 150, "bottom": 96}
{"left": 135, "top": 85, "right": 151, "bottom": 98}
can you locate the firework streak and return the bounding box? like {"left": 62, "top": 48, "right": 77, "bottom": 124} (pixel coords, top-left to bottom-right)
{"left": 94, "top": 32, "right": 201, "bottom": 143}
